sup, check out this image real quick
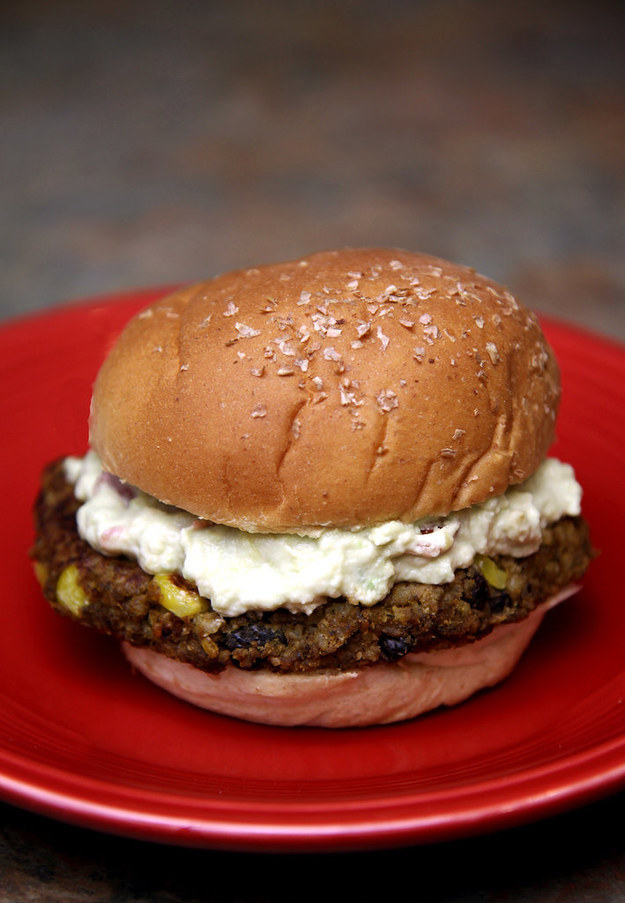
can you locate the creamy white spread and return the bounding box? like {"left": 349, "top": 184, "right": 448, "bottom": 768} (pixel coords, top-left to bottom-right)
{"left": 64, "top": 452, "right": 582, "bottom": 618}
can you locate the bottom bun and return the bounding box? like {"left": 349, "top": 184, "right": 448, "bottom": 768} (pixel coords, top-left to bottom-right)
{"left": 122, "top": 587, "right": 579, "bottom": 728}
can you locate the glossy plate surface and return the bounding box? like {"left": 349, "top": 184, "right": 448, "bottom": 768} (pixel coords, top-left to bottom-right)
{"left": 0, "top": 289, "right": 623, "bottom": 852}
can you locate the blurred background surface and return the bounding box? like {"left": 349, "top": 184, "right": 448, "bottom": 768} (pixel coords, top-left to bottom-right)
{"left": 1, "top": 0, "right": 623, "bottom": 339}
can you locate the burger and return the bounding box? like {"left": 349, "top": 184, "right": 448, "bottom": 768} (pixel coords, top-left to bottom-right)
{"left": 31, "top": 248, "right": 593, "bottom": 727}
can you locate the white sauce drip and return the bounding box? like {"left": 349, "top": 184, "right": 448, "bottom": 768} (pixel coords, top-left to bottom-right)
{"left": 65, "top": 452, "right": 582, "bottom": 617}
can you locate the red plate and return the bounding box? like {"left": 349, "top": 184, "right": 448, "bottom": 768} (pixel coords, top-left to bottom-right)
{"left": 0, "top": 288, "right": 623, "bottom": 852}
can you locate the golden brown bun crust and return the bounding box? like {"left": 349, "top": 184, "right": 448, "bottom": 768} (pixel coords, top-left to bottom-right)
{"left": 90, "top": 248, "right": 560, "bottom": 530}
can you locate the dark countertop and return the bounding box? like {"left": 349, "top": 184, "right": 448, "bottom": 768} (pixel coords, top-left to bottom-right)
{"left": 1, "top": 1, "right": 624, "bottom": 899}
{"left": 2, "top": 0, "right": 624, "bottom": 340}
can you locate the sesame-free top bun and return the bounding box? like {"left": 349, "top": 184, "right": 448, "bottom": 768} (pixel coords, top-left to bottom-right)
{"left": 90, "top": 248, "right": 560, "bottom": 531}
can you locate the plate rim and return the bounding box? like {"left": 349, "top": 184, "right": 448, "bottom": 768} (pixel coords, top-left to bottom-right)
{"left": 2, "top": 730, "right": 625, "bottom": 851}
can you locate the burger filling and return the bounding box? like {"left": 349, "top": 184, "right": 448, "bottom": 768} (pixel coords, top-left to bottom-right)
{"left": 31, "top": 456, "right": 594, "bottom": 673}
{"left": 64, "top": 452, "right": 581, "bottom": 617}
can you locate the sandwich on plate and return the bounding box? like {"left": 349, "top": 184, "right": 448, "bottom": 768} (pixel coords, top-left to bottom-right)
{"left": 32, "top": 248, "right": 594, "bottom": 726}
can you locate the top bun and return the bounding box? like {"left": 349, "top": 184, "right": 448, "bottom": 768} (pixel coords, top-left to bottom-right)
{"left": 90, "top": 248, "right": 560, "bottom": 532}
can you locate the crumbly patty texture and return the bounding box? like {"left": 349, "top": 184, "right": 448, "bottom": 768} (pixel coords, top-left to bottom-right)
{"left": 32, "top": 460, "right": 594, "bottom": 674}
